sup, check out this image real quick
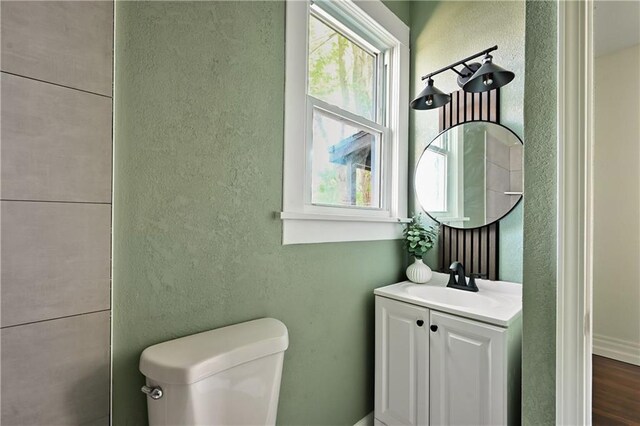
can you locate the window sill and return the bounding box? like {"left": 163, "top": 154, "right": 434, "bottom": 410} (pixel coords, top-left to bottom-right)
{"left": 434, "top": 216, "right": 470, "bottom": 222}
{"left": 281, "top": 211, "right": 410, "bottom": 245}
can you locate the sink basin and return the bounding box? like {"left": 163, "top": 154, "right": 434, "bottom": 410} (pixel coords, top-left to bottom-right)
{"left": 374, "top": 272, "right": 522, "bottom": 327}
{"left": 406, "top": 286, "right": 502, "bottom": 309}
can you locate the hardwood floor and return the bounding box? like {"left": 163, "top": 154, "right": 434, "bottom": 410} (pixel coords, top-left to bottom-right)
{"left": 593, "top": 355, "right": 640, "bottom": 425}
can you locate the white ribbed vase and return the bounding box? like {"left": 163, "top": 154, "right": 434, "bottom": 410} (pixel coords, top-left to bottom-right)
{"left": 406, "top": 257, "right": 432, "bottom": 284}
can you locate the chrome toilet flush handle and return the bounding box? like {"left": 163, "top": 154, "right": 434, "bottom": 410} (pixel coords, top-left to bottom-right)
{"left": 141, "top": 385, "right": 163, "bottom": 400}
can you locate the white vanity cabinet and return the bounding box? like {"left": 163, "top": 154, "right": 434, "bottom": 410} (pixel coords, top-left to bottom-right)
{"left": 429, "top": 310, "right": 518, "bottom": 425}
{"left": 374, "top": 297, "right": 429, "bottom": 426}
{"left": 374, "top": 279, "right": 522, "bottom": 426}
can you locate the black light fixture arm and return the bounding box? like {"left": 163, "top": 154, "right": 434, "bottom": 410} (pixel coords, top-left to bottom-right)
{"left": 420, "top": 45, "right": 498, "bottom": 81}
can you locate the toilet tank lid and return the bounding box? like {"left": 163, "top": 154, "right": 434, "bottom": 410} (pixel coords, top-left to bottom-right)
{"left": 139, "top": 318, "right": 289, "bottom": 385}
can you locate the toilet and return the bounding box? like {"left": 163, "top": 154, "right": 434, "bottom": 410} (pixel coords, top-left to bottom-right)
{"left": 139, "top": 318, "right": 289, "bottom": 426}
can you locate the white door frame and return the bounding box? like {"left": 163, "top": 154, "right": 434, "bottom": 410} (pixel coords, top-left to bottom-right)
{"left": 556, "top": 1, "right": 594, "bottom": 425}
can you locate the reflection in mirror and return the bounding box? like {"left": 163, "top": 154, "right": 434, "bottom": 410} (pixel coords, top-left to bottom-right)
{"left": 415, "top": 121, "right": 523, "bottom": 229}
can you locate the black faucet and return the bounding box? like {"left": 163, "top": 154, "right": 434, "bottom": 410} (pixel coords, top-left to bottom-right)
{"left": 446, "top": 261, "right": 479, "bottom": 292}
{"left": 467, "top": 273, "right": 487, "bottom": 291}
{"left": 447, "top": 261, "right": 465, "bottom": 287}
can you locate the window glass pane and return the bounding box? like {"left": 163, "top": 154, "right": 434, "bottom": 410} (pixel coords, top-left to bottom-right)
{"left": 308, "top": 14, "right": 376, "bottom": 121}
{"left": 311, "top": 110, "right": 381, "bottom": 208}
{"left": 416, "top": 150, "right": 447, "bottom": 212}
{"left": 431, "top": 134, "right": 447, "bottom": 150}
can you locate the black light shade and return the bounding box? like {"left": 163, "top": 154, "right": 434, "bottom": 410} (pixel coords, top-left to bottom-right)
{"left": 462, "top": 54, "right": 515, "bottom": 93}
{"left": 410, "top": 78, "right": 451, "bottom": 110}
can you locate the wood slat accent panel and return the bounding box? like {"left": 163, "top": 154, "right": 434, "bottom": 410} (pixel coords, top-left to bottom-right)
{"left": 472, "top": 228, "right": 480, "bottom": 274}
{"left": 439, "top": 88, "right": 500, "bottom": 131}
{"left": 437, "top": 88, "right": 501, "bottom": 280}
{"left": 490, "top": 90, "right": 499, "bottom": 122}
{"left": 481, "top": 91, "right": 489, "bottom": 120}
{"left": 440, "top": 223, "right": 499, "bottom": 281}
{"left": 481, "top": 226, "right": 489, "bottom": 275}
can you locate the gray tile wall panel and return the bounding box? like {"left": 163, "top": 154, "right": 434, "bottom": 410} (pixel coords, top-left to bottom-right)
{"left": 0, "top": 1, "right": 113, "bottom": 96}
{"left": 1, "top": 73, "right": 112, "bottom": 203}
{"left": 1, "top": 2, "right": 113, "bottom": 423}
{"left": 1, "top": 201, "right": 111, "bottom": 327}
{"left": 1, "top": 311, "right": 110, "bottom": 426}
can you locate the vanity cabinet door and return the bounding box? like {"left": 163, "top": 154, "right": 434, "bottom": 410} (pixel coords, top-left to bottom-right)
{"left": 429, "top": 311, "right": 507, "bottom": 426}
{"left": 375, "top": 297, "right": 429, "bottom": 426}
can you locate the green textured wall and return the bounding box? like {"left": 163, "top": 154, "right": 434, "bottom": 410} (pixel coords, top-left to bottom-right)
{"left": 112, "top": 1, "right": 408, "bottom": 425}
{"left": 409, "top": 1, "right": 525, "bottom": 282}
{"left": 522, "top": 1, "right": 557, "bottom": 424}
{"left": 383, "top": 0, "right": 411, "bottom": 26}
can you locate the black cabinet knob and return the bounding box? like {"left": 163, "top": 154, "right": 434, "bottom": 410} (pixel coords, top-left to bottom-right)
{"left": 430, "top": 325, "right": 438, "bottom": 332}
{"left": 416, "top": 320, "right": 424, "bottom": 327}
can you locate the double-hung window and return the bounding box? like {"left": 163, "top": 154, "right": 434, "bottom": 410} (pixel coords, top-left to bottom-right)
{"left": 416, "top": 128, "right": 468, "bottom": 227}
{"left": 419, "top": 139, "right": 449, "bottom": 214}
{"left": 282, "top": 0, "right": 409, "bottom": 244}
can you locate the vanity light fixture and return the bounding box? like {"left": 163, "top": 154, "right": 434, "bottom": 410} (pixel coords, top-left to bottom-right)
{"left": 462, "top": 53, "right": 515, "bottom": 93}
{"left": 410, "top": 45, "right": 515, "bottom": 110}
{"left": 409, "top": 78, "right": 451, "bottom": 110}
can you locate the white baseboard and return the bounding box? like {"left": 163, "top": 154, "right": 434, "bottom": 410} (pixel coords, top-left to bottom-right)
{"left": 354, "top": 412, "right": 374, "bottom": 426}
{"left": 593, "top": 334, "right": 640, "bottom": 366}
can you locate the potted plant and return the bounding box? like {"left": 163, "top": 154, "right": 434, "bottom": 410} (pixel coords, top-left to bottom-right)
{"left": 403, "top": 213, "right": 437, "bottom": 283}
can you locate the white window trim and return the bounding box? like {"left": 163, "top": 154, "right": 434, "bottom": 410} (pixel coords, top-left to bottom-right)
{"left": 428, "top": 129, "right": 469, "bottom": 225}
{"left": 282, "top": 0, "right": 409, "bottom": 245}
{"left": 424, "top": 145, "right": 449, "bottom": 215}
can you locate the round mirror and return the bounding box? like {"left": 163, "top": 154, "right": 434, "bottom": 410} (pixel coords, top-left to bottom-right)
{"left": 415, "top": 121, "right": 523, "bottom": 229}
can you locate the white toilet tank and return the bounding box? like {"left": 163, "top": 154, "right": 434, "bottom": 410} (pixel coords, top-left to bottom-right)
{"left": 139, "top": 318, "right": 289, "bottom": 426}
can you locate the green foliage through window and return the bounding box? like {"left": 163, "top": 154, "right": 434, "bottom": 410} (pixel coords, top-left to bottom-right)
{"left": 308, "top": 13, "right": 380, "bottom": 209}
{"left": 308, "top": 14, "right": 376, "bottom": 121}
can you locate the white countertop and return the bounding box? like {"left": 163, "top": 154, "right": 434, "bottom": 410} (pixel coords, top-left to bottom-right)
{"left": 374, "top": 271, "right": 522, "bottom": 327}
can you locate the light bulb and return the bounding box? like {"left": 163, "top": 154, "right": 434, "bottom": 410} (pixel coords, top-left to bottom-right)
{"left": 483, "top": 74, "right": 494, "bottom": 86}
{"left": 426, "top": 96, "right": 433, "bottom": 106}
